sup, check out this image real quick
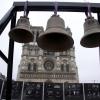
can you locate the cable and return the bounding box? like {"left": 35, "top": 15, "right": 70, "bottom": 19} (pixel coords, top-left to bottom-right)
{"left": 24, "top": 0, "right": 29, "bottom": 17}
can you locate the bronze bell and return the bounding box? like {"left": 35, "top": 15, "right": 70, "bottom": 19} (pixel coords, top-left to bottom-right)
{"left": 9, "top": 16, "right": 33, "bottom": 43}
{"left": 80, "top": 16, "right": 100, "bottom": 48}
{"left": 37, "top": 14, "right": 74, "bottom": 52}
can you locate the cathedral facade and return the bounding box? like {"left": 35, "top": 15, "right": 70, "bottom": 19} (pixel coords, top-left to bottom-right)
{"left": 17, "top": 26, "right": 79, "bottom": 83}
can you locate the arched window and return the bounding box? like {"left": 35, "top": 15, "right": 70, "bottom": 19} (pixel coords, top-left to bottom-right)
{"left": 28, "top": 63, "right": 31, "bottom": 71}
{"left": 61, "top": 64, "right": 64, "bottom": 72}
{"left": 33, "top": 63, "right": 37, "bottom": 72}
{"left": 66, "top": 64, "right": 69, "bottom": 72}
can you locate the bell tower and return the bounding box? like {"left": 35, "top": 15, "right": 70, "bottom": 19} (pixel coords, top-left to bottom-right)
{"left": 17, "top": 26, "right": 79, "bottom": 83}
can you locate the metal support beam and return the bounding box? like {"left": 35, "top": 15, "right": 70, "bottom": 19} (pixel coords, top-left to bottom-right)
{"left": 13, "top": 2, "right": 100, "bottom": 13}
{"left": 0, "top": 6, "right": 15, "bottom": 35}
{"left": 6, "top": 11, "right": 16, "bottom": 100}
{"left": 97, "top": 13, "right": 100, "bottom": 23}
{"left": 97, "top": 13, "right": 100, "bottom": 67}
{"left": 0, "top": 50, "right": 8, "bottom": 64}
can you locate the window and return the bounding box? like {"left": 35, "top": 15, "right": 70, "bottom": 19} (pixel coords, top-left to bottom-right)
{"left": 61, "top": 64, "right": 64, "bottom": 72}
{"left": 28, "top": 63, "right": 31, "bottom": 71}
{"left": 66, "top": 64, "right": 69, "bottom": 72}
{"left": 33, "top": 63, "right": 37, "bottom": 72}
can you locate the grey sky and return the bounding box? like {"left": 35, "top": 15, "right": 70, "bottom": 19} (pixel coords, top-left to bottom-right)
{"left": 0, "top": 0, "right": 100, "bottom": 83}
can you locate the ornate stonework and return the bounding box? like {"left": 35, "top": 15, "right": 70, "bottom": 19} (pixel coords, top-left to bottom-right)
{"left": 17, "top": 26, "right": 79, "bottom": 83}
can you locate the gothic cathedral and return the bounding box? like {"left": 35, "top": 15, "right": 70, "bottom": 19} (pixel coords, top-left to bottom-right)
{"left": 17, "top": 26, "right": 79, "bottom": 83}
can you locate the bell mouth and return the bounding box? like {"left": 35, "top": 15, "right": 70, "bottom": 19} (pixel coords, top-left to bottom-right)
{"left": 9, "top": 28, "right": 33, "bottom": 43}
{"left": 37, "top": 32, "right": 74, "bottom": 52}
{"left": 80, "top": 32, "right": 100, "bottom": 48}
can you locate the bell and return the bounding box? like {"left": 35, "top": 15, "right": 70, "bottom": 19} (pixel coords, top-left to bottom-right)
{"left": 9, "top": 16, "right": 33, "bottom": 43}
{"left": 37, "top": 14, "right": 74, "bottom": 52}
{"left": 80, "top": 16, "right": 100, "bottom": 48}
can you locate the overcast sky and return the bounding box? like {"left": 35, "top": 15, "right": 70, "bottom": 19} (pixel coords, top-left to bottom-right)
{"left": 0, "top": 0, "right": 100, "bottom": 83}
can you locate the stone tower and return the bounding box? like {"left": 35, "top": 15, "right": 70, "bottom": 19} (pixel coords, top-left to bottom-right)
{"left": 17, "top": 26, "right": 79, "bottom": 83}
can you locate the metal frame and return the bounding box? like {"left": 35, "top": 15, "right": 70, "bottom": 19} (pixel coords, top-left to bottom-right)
{"left": 0, "top": 1, "right": 100, "bottom": 100}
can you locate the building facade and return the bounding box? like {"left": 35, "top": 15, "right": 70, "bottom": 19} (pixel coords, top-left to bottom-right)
{"left": 17, "top": 26, "right": 79, "bottom": 83}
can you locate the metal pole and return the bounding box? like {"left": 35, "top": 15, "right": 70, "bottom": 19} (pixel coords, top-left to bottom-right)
{"left": 6, "top": 11, "right": 16, "bottom": 100}
{"left": 21, "top": 82, "right": 24, "bottom": 100}
{"left": 82, "top": 83, "right": 86, "bottom": 100}
{"left": 13, "top": 1, "right": 100, "bottom": 13}
{"left": 0, "top": 6, "right": 15, "bottom": 35}
{"left": 97, "top": 13, "right": 100, "bottom": 70}
{"left": 0, "top": 50, "right": 8, "bottom": 64}
{"left": 42, "top": 82, "right": 44, "bottom": 100}
{"left": 63, "top": 82, "right": 65, "bottom": 100}
{"left": 0, "top": 80, "right": 5, "bottom": 99}
{"left": 99, "top": 47, "right": 100, "bottom": 65}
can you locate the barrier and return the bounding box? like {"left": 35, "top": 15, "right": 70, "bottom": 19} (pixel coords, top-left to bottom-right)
{"left": 0, "top": 80, "right": 100, "bottom": 100}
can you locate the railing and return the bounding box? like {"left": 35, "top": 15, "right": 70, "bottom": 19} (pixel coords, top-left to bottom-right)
{"left": 20, "top": 72, "right": 76, "bottom": 80}
{"left": 0, "top": 79, "right": 100, "bottom": 100}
